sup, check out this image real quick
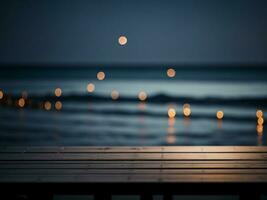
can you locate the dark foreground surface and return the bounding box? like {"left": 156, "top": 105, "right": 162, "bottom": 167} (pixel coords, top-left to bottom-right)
{"left": 0, "top": 146, "right": 267, "bottom": 200}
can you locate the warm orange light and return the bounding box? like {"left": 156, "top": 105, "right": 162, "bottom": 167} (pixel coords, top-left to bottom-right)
{"left": 0, "top": 90, "right": 3, "bottom": 99}
{"left": 138, "top": 91, "right": 147, "bottom": 101}
{"left": 216, "top": 110, "right": 224, "bottom": 120}
{"left": 168, "top": 108, "right": 176, "bottom": 118}
{"left": 118, "top": 36, "right": 127, "bottom": 45}
{"left": 183, "top": 107, "right": 191, "bottom": 117}
{"left": 257, "top": 125, "right": 263, "bottom": 135}
{"left": 97, "top": 71, "right": 105, "bottom": 81}
{"left": 167, "top": 68, "right": 176, "bottom": 78}
{"left": 87, "top": 83, "right": 95, "bottom": 93}
{"left": 44, "top": 101, "right": 52, "bottom": 111}
{"left": 258, "top": 117, "right": 264, "bottom": 125}
{"left": 55, "top": 101, "right": 62, "bottom": 110}
{"left": 256, "top": 110, "right": 263, "bottom": 118}
{"left": 18, "top": 98, "right": 25, "bottom": 108}
{"left": 111, "top": 90, "right": 119, "bottom": 100}
{"left": 55, "top": 88, "right": 62, "bottom": 97}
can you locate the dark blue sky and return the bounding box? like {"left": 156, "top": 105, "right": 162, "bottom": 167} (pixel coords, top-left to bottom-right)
{"left": 0, "top": 0, "right": 267, "bottom": 65}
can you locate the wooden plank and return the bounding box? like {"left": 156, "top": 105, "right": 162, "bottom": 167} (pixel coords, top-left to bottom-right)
{"left": 1, "top": 152, "right": 267, "bottom": 160}
{"left": 0, "top": 146, "right": 267, "bottom": 186}
{"left": 1, "top": 174, "right": 267, "bottom": 183}
{"left": 0, "top": 169, "right": 267, "bottom": 175}
{"left": 1, "top": 146, "right": 267, "bottom": 153}
{"left": 1, "top": 161, "right": 267, "bottom": 169}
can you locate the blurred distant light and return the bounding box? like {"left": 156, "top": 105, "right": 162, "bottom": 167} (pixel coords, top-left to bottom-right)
{"left": 55, "top": 88, "right": 62, "bottom": 97}
{"left": 44, "top": 101, "right": 52, "bottom": 111}
{"left": 118, "top": 36, "right": 127, "bottom": 46}
{"left": 138, "top": 91, "right": 147, "bottom": 101}
{"left": 168, "top": 108, "right": 176, "bottom": 118}
{"left": 183, "top": 107, "right": 191, "bottom": 117}
{"left": 18, "top": 98, "right": 25, "bottom": 108}
{"left": 216, "top": 110, "right": 224, "bottom": 120}
{"left": 55, "top": 101, "right": 62, "bottom": 110}
{"left": 111, "top": 90, "right": 119, "bottom": 100}
{"left": 87, "top": 83, "right": 95, "bottom": 93}
{"left": 97, "top": 71, "right": 105, "bottom": 81}
{"left": 258, "top": 117, "right": 264, "bottom": 125}
{"left": 0, "top": 90, "right": 3, "bottom": 99}
{"left": 167, "top": 68, "right": 176, "bottom": 78}
{"left": 183, "top": 103, "right": 191, "bottom": 117}
{"left": 256, "top": 110, "right": 263, "bottom": 118}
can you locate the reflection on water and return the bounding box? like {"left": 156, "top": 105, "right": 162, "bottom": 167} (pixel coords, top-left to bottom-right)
{"left": 256, "top": 109, "right": 264, "bottom": 145}
{"left": 0, "top": 67, "right": 266, "bottom": 146}
{"left": 138, "top": 103, "right": 148, "bottom": 145}
{"left": 167, "top": 117, "right": 176, "bottom": 144}
{"left": 44, "top": 101, "right": 52, "bottom": 111}
{"left": 111, "top": 90, "right": 119, "bottom": 100}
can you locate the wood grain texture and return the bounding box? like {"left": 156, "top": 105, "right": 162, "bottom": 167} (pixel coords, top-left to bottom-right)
{"left": 0, "top": 146, "right": 267, "bottom": 183}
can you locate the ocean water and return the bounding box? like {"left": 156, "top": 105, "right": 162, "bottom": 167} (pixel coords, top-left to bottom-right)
{"left": 0, "top": 66, "right": 266, "bottom": 146}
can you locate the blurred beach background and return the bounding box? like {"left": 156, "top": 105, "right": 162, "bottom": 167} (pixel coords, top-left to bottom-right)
{"left": 0, "top": 66, "right": 266, "bottom": 146}
{"left": 0, "top": 0, "right": 267, "bottom": 147}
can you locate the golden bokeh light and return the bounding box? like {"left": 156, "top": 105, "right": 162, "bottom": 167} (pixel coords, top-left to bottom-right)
{"left": 0, "top": 90, "right": 3, "bottom": 99}
{"left": 167, "top": 68, "right": 176, "bottom": 78}
{"left": 18, "top": 98, "right": 25, "bottom": 108}
{"left": 54, "top": 88, "right": 62, "bottom": 97}
{"left": 138, "top": 91, "right": 147, "bottom": 101}
{"left": 257, "top": 124, "right": 263, "bottom": 135}
{"left": 87, "top": 83, "right": 95, "bottom": 93}
{"left": 256, "top": 110, "right": 263, "bottom": 118}
{"left": 44, "top": 101, "right": 52, "bottom": 111}
{"left": 168, "top": 108, "right": 176, "bottom": 118}
{"left": 97, "top": 71, "right": 105, "bottom": 81}
{"left": 257, "top": 117, "right": 264, "bottom": 125}
{"left": 118, "top": 36, "right": 127, "bottom": 45}
{"left": 183, "top": 107, "right": 191, "bottom": 117}
{"left": 111, "top": 90, "right": 119, "bottom": 100}
{"left": 216, "top": 110, "right": 224, "bottom": 120}
{"left": 55, "top": 101, "right": 62, "bottom": 110}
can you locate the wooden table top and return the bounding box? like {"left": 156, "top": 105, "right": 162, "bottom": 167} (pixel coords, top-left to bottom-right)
{"left": 1, "top": 146, "right": 267, "bottom": 183}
